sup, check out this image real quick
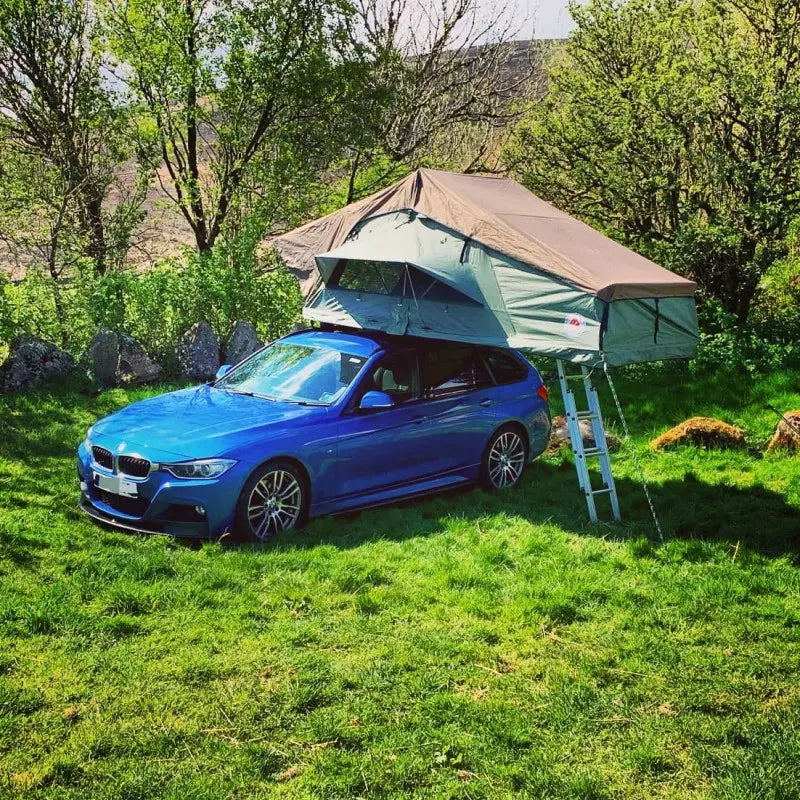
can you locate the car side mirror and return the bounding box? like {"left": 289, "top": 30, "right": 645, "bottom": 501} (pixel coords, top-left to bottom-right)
{"left": 215, "top": 364, "right": 233, "bottom": 381}
{"left": 359, "top": 390, "right": 395, "bottom": 411}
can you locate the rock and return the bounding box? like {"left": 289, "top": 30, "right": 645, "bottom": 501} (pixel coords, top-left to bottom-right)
{"left": 547, "top": 414, "right": 621, "bottom": 453}
{"left": 118, "top": 334, "right": 161, "bottom": 384}
{"left": 86, "top": 329, "right": 119, "bottom": 387}
{"left": 86, "top": 329, "right": 161, "bottom": 387}
{"left": 178, "top": 321, "right": 219, "bottom": 381}
{"left": 768, "top": 410, "right": 800, "bottom": 453}
{"left": 650, "top": 417, "right": 746, "bottom": 451}
{"left": 224, "top": 321, "right": 263, "bottom": 366}
{"left": 0, "top": 334, "right": 75, "bottom": 392}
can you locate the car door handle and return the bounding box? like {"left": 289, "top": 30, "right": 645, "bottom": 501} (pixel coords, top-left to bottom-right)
{"left": 479, "top": 399, "right": 492, "bottom": 407}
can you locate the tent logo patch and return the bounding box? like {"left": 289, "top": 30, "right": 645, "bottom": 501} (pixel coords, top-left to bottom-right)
{"left": 564, "top": 313, "right": 586, "bottom": 338}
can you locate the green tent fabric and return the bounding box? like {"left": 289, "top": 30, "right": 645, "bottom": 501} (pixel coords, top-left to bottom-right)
{"left": 271, "top": 169, "right": 698, "bottom": 366}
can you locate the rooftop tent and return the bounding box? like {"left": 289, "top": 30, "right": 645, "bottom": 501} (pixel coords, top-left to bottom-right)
{"left": 270, "top": 168, "right": 698, "bottom": 367}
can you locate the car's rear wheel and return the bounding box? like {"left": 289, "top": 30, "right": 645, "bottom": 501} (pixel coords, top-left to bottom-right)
{"left": 481, "top": 426, "right": 527, "bottom": 490}
{"left": 235, "top": 460, "right": 308, "bottom": 542}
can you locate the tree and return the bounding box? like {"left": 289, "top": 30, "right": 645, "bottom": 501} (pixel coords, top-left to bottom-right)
{"left": 103, "top": 0, "right": 375, "bottom": 252}
{"left": 0, "top": 0, "right": 139, "bottom": 274}
{"left": 336, "top": 0, "right": 542, "bottom": 204}
{"left": 0, "top": 149, "right": 84, "bottom": 332}
{"left": 507, "top": 0, "right": 800, "bottom": 325}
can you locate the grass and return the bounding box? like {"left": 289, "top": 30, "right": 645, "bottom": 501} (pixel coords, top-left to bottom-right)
{"left": 1, "top": 364, "right": 799, "bottom": 799}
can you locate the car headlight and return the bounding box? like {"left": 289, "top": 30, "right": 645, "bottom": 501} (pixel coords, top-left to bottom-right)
{"left": 163, "top": 459, "right": 236, "bottom": 479}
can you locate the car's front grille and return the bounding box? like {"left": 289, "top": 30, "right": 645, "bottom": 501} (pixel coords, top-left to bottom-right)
{"left": 92, "top": 446, "right": 114, "bottom": 470}
{"left": 118, "top": 455, "right": 151, "bottom": 478}
{"left": 97, "top": 490, "right": 150, "bottom": 517}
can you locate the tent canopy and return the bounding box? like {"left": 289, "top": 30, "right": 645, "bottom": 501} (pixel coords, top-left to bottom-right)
{"left": 270, "top": 169, "right": 698, "bottom": 366}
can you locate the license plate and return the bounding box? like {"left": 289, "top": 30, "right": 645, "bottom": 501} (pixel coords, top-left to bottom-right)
{"left": 93, "top": 471, "right": 138, "bottom": 497}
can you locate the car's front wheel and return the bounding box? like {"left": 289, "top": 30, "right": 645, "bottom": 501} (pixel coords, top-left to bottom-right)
{"left": 235, "top": 460, "right": 308, "bottom": 542}
{"left": 481, "top": 425, "right": 528, "bottom": 490}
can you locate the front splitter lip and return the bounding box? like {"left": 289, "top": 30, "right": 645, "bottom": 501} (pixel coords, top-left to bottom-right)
{"left": 78, "top": 497, "right": 215, "bottom": 539}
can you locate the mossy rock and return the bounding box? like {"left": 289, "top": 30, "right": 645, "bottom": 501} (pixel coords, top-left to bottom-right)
{"left": 548, "top": 414, "right": 621, "bottom": 453}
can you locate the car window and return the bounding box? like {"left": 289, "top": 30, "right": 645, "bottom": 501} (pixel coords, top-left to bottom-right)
{"left": 421, "top": 346, "right": 488, "bottom": 397}
{"left": 362, "top": 352, "right": 419, "bottom": 404}
{"left": 217, "top": 342, "right": 367, "bottom": 405}
{"left": 482, "top": 348, "right": 527, "bottom": 385}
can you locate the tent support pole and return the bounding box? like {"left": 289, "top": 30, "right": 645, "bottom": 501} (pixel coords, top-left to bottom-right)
{"left": 556, "top": 360, "right": 621, "bottom": 523}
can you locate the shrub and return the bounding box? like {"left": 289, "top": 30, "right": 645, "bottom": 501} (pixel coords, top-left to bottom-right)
{"left": 0, "top": 273, "right": 12, "bottom": 359}
{"left": 0, "top": 229, "right": 303, "bottom": 372}
{"left": 691, "top": 299, "right": 800, "bottom": 377}
{"left": 122, "top": 236, "right": 302, "bottom": 368}
{"left": 1, "top": 259, "right": 105, "bottom": 354}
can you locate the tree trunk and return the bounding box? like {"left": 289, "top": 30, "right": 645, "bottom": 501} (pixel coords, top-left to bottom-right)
{"left": 345, "top": 151, "right": 361, "bottom": 204}
{"left": 184, "top": 0, "right": 209, "bottom": 252}
{"left": 195, "top": 230, "right": 213, "bottom": 253}
{"left": 47, "top": 212, "right": 69, "bottom": 347}
{"left": 734, "top": 276, "right": 760, "bottom": 328}
{"left": 83, "top": 193, "right": 107, "bottom": 274}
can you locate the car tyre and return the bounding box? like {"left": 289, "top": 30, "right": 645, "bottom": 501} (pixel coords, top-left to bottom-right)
{"left": 480, "top": 425, "right": 528, "bottom": 491}
{"left": 235, "top": 459, "right": 309, "bottom": 543}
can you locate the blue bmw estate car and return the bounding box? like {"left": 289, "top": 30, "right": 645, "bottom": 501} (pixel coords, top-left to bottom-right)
{"left": 77, "top": 329, "right": 550, "bottom": 541}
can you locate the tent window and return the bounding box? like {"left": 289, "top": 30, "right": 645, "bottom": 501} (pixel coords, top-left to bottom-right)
{"left": 331, "top": 260, "right": 479, "bottom": 306}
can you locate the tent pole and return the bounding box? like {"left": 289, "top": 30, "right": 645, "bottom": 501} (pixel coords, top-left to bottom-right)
{"left": 556, "top": 360, "right": 621, "bottom": 523}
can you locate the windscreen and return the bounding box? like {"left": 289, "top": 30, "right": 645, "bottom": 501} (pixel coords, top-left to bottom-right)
{"left": 217, "top": 342, "right": 367, "bottom": 405}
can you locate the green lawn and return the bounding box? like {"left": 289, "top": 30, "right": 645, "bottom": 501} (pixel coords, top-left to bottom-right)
{"left": 1, "top": 365, "right": 799, "bottom": 799}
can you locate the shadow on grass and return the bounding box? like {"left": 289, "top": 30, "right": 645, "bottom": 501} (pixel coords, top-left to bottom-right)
{"left": 2, "top": 447, "right": 797, "bottom": 565}
{"left": 2, "top": 381, "right": 798, "bottom": 564}
{"left": 279, "top": 461, "right": 800, "bottom": 560}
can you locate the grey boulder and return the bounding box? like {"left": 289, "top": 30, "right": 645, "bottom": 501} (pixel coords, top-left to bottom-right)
{"left": 0, "top": 334, "right": 75, "bottom": 392}
{"left": 225, "top": 321, "right": 263, "bottom": 366}
{"left": 86, "top": 329, "right": 162, "bottom": 387}
{"left": 178, "top": 321, "right": 219, "bottom": 381}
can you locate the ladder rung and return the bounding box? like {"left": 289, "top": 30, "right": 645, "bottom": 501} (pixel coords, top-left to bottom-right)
{"left": 556, "top": 359, "right": 620, "bottom": 524}
{"left": 582, "top": 447, "right": 605, "bottom": 458}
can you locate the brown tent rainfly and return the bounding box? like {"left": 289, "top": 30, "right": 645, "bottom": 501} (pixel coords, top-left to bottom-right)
{"left": 271, "top": 168, "right": 698, "bottom": 366}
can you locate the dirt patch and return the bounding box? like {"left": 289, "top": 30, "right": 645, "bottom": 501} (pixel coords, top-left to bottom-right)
{"left": 768, "top": 410, "right": 800, "bottom": 453}
{"left": 650, "top": 417, "right": 746, "bottom": 451}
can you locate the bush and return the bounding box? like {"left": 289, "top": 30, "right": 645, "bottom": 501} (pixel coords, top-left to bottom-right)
{"left": 691, "top": 299, "right": 800, "bottom": 377}
{"left": 749, "top": 219, "right": 800, "bottom": 343}
{"left": 1, "top": 259, "right": 104, "bottom": 354}
{"left": 122, "top": 235, "right": 302, "bottom": 368}
{"left": 0, "top": 230, "right": 303, "bottom": 372}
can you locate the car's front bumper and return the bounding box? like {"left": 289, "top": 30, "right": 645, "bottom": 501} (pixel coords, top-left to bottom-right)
{"left": 77, "top": 441, "right": 250, "bottom": 538}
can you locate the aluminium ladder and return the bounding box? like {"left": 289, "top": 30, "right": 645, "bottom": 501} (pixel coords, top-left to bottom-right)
{"left": 555, "top": 361, "right": 621, "bottom": 523}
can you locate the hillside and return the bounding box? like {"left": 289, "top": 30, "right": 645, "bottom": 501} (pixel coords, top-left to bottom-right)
{"left": 0, "top": 40, "right": 564, "bottom": 282}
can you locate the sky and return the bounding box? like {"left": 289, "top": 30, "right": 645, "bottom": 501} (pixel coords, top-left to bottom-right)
{"left": 524, "top": 0, "right": 577, "bottom": 39}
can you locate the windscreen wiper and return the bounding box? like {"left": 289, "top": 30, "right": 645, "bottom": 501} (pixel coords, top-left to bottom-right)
{"left": 217, "top": 386, "right": 257, "bottom": 398}
{"left": 281, "top": 398, "right": 327, "bottom": 406}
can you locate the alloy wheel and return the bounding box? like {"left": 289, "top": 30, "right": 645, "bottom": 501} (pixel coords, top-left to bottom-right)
{"left": 247, "top": 469, "right": 302, "bottom": 539}
{"left": 487, "top": 430, "right": 525, "bottom": 489}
